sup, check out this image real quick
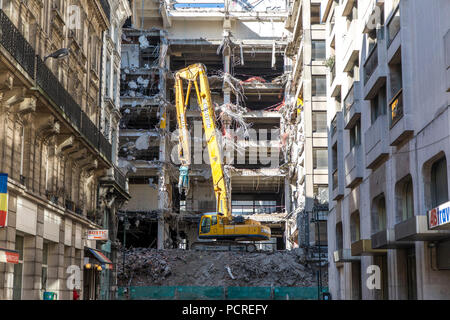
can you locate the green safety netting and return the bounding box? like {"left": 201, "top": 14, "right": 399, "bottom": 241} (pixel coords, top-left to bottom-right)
{"left": 118, "top": 286, "right": 328, "bottom": 300}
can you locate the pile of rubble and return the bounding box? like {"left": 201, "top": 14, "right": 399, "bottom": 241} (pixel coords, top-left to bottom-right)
{"left": 117, "top": 248, "right": 327, "bottom": 287}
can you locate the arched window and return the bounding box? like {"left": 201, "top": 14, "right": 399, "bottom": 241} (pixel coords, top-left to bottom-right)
{"left": 402, "top": 179, "right": 414, "bottom": 220}
{"left": 372, "top": 194, "right": 386, "bottom": 233}
{"left": 431, "top": 157, "right": 448, "bottom": 207}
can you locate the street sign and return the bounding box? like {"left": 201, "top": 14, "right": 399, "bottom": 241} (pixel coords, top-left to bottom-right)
{"left": 87, "top": 230, "right": 108, "bottom": 240}
{"left": 0, "top": 248, "right": 19, "bottom": 264}
{"left": 428, "top": 201, "right": 450, "bottom": 229}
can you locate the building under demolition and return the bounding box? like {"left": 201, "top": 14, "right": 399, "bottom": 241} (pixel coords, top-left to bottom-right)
{"left": 117, "top": 0, "right": 299, "bottom": 252}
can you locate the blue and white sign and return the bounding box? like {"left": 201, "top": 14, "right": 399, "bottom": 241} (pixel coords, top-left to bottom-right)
{"left": 428, "top": 201, "right": 450, "bottom": 229}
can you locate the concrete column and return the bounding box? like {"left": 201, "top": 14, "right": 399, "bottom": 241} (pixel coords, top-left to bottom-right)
{"left": 157, "top": 215, "right": 165, "bottom": 250}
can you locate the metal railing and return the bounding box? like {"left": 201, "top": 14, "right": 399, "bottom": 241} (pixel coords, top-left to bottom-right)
{"left": 390, "top": 88, "right": 403, "bottom": 127}
{"left": 0, "top": 10, "right": 35, "bottom": 77}
{"left": 0, "top": 9, "right": 113, "bottom": 163}
{"left": 114, "top": 166, "right": 128, "bottom": 192}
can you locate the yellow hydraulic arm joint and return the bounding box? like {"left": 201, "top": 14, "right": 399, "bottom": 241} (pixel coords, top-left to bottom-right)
{"left": 174, "top": 64, "right": 231, "bottom": 219}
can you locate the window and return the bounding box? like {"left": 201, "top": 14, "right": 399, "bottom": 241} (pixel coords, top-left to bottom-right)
{"left": 314, "top": 185, "right": 329, "bottom": 205}
{"left": 312, "top": 112, "right": 327, "bottom": 132}
{"left": 311, "top": 4, "right": 321, "bottom": 25}
{"left": 312, "top": 76, "right": 327, "bottom": 96}
{"left": 13, "top": 235, "right": 24, "bottom": 300}
{"left": 350, "top": 120, "right": 361, "bottom": 149}
{"left": 402, "top": 179, "right": 414, "bottom": 221}
{"left": 313, "top": 148, "right": 328, "bottom": 169}
{"left": 200, "top": 217, "right": 211, "bottom": 234}
{"left": 370, "top": 85, "right": 387, "bottom": 124}
{"left": 232, "top": 200, "right": 277, "bottom": 215}
{"left": 211, "top": 215, "right": 217, "bottom": 226}
{"left": 332, "top": 144, "right": 338, "bottom": 171}
{"left": 41, "top": 243, "right": 49, "bottom": 291}
{"left": 312, "top": 40, "right": 326, "bottom": 61}
{"left": 372, "top": 195, "right": 386, "bottom": 233}
{"left": 105, "top": 58, "right": 111, "bottom": 98}
{"left": 387, "top": 6, "right": 400, "bottom": 46}
{"left": 350, "top": 211, "right": 361, "bottom": 243}
{"left": 431, "top": 157, "right": 448, "bottom": 207}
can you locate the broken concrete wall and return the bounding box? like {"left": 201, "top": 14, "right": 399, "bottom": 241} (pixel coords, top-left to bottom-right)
{"left": 122, "top": 184, "right": 159, "bottom": 212}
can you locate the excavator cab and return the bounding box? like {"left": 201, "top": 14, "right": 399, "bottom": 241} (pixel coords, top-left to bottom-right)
{"left": 199, "top": 213, "right": 221, "bottom": 238}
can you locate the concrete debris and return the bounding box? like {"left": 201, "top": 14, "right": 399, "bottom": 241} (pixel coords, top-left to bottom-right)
{"left": 226, "top": 266, "right": 235, "bottom": 280}
{"left": 139, "top": 35, "right": 150, "bottom": 49}
{"left": 135, "top": 133, "right": 151, "bottom": 150}
{"left": 117, "top": 248, "right": 327, "bottom": 287}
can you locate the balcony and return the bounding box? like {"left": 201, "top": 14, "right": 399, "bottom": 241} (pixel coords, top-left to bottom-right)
{"left": 371, "top": 228, "right": 414, "bottom": 249}
{"left": 351, "top": 239, "right": 387, "bottom": 256}
{"left": 364, "top": 114, "right": 389, "bottom": 169}
{"left": 394, "top": 215, "right": 450, "bottom": 242}
{"left": 364, "top": 29, "right": 388, "bottom": 100}
{"left": 0, "top": 9, "right": 113, "bottom": 164}
{"left": 99, "top": 166, "right": 130, "bottom": 201}
{"left": 343, "top": 82, "right": 362, "bottom": 129}
{"left": 389, "top": 89, "right": 414, "bottom": 146}
{"left": 330, "top": 61, "right": 341, "bottom": 98}
{"left": 342, "top": 20, "right": 360, "bottom": 72}
{"left": 387, "top": 6, "right": 400, "bottom": 47}
{"left": 345, "top": 145, "right": 363, "bottom": 188}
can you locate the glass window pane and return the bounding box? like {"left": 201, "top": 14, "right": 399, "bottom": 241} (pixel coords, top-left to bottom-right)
{"left": 13, "top": 263, "right": 22, "bottom": 300}
{"left": 312, "top": 40, "right": 326, "bottom": 60}
{"left": 313, "top": 148, "right": 328, "bottom": 169}
{"left": 312, "top": 76, "right": 327, "bottom": 96}
{"left": 312, "top": 112, "right": 327, "bottom": 132}
{"left": 431, "top": 157, "right": 449, "bottom": 207}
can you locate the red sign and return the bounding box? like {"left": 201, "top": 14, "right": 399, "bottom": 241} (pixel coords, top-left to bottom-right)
{"left": 87, "top": 230, "right": 108, "bottom": 240}
{"left": 0, "top": 249, "right": 19, "bottom": 264}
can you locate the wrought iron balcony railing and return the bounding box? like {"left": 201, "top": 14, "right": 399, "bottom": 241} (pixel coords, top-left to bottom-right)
{"left": 0, "top": 9, "right": 113, "bottom": 163}
{"left": 114, "top": 166, "right": 128, "bottom": 193}
{"left": 0, "top": 10, "right": 35, "bottom": 77}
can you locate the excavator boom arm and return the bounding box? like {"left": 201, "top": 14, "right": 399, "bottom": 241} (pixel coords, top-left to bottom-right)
{"left": 174, "top": 64, "right": 231, "bottom": 218}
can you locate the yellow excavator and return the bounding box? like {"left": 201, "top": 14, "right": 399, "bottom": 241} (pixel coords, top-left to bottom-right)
{"left": 174, "top": 63, "right": 271, "bottom": 252}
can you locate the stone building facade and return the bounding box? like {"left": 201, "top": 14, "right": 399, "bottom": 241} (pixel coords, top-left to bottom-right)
{"left": 0, "top": 0, "right": 129, "bottom": 300}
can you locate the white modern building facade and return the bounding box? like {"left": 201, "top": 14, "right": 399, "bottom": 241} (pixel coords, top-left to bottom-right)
{"left": 325, "top": 0, "right": 450, "bottom": 299}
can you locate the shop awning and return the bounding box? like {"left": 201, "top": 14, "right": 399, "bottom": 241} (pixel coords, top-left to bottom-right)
{"left": 0, "top": 248, "right": 19, "bottom": 264}
{"left": 88, "top": 248, "right": 113, "bottom": 269}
